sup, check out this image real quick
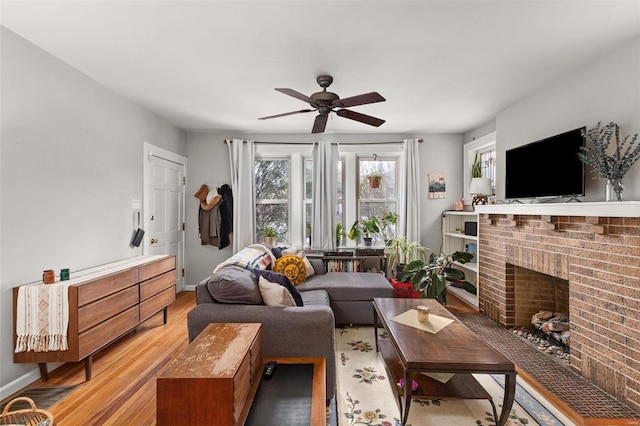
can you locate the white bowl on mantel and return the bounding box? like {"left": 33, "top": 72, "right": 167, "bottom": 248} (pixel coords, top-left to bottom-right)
{"left": 474, "top": 201, "right": 640, "bottom": 218}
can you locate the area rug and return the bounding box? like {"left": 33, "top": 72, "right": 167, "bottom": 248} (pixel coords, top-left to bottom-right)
{"left": 336, "top": 326, "right": 570, "bottom": 426}
{"left": 0, "top": 385, "right": 77, "bottom": 412}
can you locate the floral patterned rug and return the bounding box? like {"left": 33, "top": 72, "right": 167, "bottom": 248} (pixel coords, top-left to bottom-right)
{"left": 335, "top": 325, "right": 572, "bottom": 426}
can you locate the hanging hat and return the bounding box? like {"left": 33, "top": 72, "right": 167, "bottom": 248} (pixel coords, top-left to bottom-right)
{"left": 201, "top": 192, "right": 221, "bottom": 211}
{"left": 194, "top": 184, "right": 209, "bottom": 202}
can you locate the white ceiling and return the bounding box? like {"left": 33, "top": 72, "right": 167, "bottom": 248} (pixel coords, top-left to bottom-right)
{"left": 2, "top": 1, "right": 639, "bottom": 134}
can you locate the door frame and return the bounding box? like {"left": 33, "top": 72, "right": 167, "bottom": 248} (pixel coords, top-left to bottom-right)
{"left": 143, "top": 142, "right": 187, "bottom": 292}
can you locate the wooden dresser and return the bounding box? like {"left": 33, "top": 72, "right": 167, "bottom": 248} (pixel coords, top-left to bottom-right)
{"left": 157, "top": 323, "right": 263, "bottom": 426}
{"left": 13, "top": 255, "right": 176, "bottom": 381}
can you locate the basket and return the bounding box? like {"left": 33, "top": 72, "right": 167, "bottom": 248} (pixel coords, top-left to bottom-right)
{"left": 391, "top": 277, "right": 419, "bottom": 298}
{"left": 0, "top": 397, "right": 54, "bottom": 426}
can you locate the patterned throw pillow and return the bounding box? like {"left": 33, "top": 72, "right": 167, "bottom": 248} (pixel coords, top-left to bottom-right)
{"left": 252, "top": 269, "right": 303, "bottom": 306}
{"left": 258, "top": 276, "right": 297, "bottom": 307}
{"left": 273, "top": 255, "right": 307, "bottom": 285}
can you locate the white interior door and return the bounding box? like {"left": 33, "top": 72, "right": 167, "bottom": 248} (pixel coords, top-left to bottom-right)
{"left": 144, "top": 144, "right": 186, "bottom": 292}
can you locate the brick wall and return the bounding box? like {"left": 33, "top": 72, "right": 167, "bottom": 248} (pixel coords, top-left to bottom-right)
{"left": 478, "top": 214, "right": 640, "bottom": 411}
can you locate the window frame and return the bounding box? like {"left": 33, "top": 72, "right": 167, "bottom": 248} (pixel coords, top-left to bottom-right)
{"left": 464, "top": 132, "right": 497, "bottom": 200}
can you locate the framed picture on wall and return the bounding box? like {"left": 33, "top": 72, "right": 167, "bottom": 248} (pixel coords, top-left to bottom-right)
{"left": 428, "top": 172, "right": 446, "bottom": 199}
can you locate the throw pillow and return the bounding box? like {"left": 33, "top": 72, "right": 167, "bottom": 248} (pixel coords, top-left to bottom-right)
{"left": 206, "top": 266, "right": 262, "bottom": 304}
{"left": 281, "top": 245, "right": 315, "bottom": 278}
{"left": 252, "top": 269, "right": 303, "bottom": 306}
{"left": 258, "top": 276, "right": 296, "bottom": 307}
{"left": 273, "top": 255, "right": 307, "bottom": 285}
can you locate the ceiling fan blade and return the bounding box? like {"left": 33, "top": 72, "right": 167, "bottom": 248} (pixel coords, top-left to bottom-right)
{"left": 275, "top": 88, "right": 317, "bottom": 105}
{"left": 312, "top": 114, "right": 328, "bottom": 134}
{"left": 336, "top": 109, "right": 385, "bottom": 127}
{"left": 333, "top": 92, "right": 385, "bottom": 108}
{"left": 258, "top": 109, "right": 314, "bottom": 120}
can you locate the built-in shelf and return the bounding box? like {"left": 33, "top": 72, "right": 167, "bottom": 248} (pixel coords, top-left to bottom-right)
{"left": 442, "top": 211, "right": 479, "bottom": 308}
{"left": 444, "top": 232, "right": 478, "bottom": 241}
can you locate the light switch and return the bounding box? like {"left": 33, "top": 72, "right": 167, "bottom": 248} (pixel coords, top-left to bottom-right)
{"left": 132, "top": 199, "right": 142, "bottom": 210}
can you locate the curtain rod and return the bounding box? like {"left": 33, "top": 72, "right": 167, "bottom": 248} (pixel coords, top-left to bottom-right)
{"left": 223, "top": 139, "right": 423, "bottom": 145}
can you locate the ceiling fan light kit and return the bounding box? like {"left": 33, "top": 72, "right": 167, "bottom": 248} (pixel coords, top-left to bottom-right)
{"left": 258, "top": 75, "right": 386, "bottom": 133}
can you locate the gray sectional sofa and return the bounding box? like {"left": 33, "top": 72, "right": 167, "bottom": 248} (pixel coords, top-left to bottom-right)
{"left": 187, "top": 257, "right": 394, "bottom": 402}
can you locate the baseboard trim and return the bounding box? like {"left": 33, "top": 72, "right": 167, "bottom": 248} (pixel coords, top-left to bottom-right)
{"left": 0, "top": 362, "right": 63, "bottom": 401}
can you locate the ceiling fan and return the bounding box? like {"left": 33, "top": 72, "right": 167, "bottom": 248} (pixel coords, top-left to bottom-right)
{"left": 258, "top": 75, "right": 386, "bottom": 133}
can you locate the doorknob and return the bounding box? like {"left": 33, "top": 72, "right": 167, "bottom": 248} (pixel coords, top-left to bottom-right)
{"left": 150, "top": 238, "right": 158, "bottom": 244}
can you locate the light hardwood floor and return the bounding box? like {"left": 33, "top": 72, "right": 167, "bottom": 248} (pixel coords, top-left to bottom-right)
{"left": 25, "top": 291, "right": 195, "bottom": 425}
{"left": 21, "top": 290, "right": 475, "bottom": 425}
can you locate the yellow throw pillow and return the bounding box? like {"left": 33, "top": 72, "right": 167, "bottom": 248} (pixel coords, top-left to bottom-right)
{"left": 274, "top": 255, "right": 307, "bottom": 285}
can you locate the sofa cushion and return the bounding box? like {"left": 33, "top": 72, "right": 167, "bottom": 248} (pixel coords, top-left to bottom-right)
{"left": 309, "top": 258, "right": 326, "bottom": 275}
{"left": 259, "top": 276, "right": 297, "bottom": 307}
{"left": 273, "top": 255, "right": 307, "bottom": 285}
{"left": 297, "top": 272, "right": 394, "bottom": 301}
{"left": 252, "top": 269, "right": 303, "bottom": 306}
{"left": 300, "top": 289, "right": 331, "bottom": 307}
{"left": 206, "top": 266, "right": 263, "bottom": 304}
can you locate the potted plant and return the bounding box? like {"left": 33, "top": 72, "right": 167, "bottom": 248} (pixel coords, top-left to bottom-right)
{"left": 360, "top": 216, "right": 380, "bottom": 246}
{"left": 396, "top": 251, "right": 474, "bottom": 305}
{"left": 259, "top": 225, "right": 279, "bottom": 246}
{"left": 380, "top": 210, "right": 399, "bottom": 245}
{"left": 386, "top": 237, "right": 428, "bottom": 276}
{"left": 367, "top": 172, "right": 383, "bottom": 189}
{"left": 578, "top": 121, "right": 640, "bottom": 201}
{"left": 347, "top": 220, "right": 361, "bottom": 242}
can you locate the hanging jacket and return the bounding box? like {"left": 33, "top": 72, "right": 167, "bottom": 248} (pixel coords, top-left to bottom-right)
{"left": 217, "top": 184, "right": 233, "bottom": 249}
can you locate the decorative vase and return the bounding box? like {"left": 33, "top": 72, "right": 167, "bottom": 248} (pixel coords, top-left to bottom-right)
{"left": 606, "top": 178, "right": 624, "bottom": 202}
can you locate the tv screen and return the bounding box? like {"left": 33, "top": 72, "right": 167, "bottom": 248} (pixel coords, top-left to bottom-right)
{"left": 505, "top": 127, "right": 585, "bottom": 200}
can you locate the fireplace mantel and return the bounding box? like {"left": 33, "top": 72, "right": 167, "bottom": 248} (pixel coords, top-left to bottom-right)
{"left": 475, "top": 201, "right": 640, "bottom": 217}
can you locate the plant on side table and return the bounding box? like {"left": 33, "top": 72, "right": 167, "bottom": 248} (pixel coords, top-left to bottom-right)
{"left": 360, "top": 216, "right": 381, "bottom": 246}
{"left": 259, "top": 225, "right": 279, "bottom": 246}
{"left": 396, "top": 251, "right": 474, "bottom": 305}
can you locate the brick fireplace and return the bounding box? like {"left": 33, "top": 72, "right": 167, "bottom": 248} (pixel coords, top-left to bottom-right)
{"left": 475, "top": 203, "right": 640, "bottom": 412}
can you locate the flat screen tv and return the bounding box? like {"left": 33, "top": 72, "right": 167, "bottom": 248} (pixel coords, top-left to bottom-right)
{"left": 505, "top": 127, "right": 585, "bottom": 200}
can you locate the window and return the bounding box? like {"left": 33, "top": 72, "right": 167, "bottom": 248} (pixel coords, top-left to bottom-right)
{"left": 464, "top": 132, "right": 497, "bottom": 200}
{"left": 478, "top": 147, "right": 496, "bottom": 194}
{"left": 254, "top": 143, "right": 401, "bottom": 247}
{"left": 358, "top": 157, "right": 397, "bottom": 245}
{"left": 255, "top": 159, "right": 289, "bottom": 243}
{"left": 304, "top": 158, "right": 312, "bottom": 246}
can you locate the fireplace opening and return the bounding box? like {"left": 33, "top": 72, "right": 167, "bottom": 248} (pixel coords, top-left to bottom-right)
{"left": 510, "top": 265, "right": 570, "bottom": 364}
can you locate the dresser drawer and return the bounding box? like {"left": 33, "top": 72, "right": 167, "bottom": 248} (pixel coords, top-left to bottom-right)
{"left": 78, "top": 306, "right": 139, "bottom": 358}
{"left": 139, "top": 286, "right": 175, "bottom": 322}
{"left": 139, "top": 257, "right": 176, "bottom": 281}
{"left": 78, "top": 286, "right": 139, "bottom": 333}
{"left": 250, "top": 330, "right": 263, "bottom": 384}
{"left": 77, "top": 269, "right": 139, "bottom": 306}
{"left": 140, "top": 270, "right": 176, "bottom": 301}
{"left": 233, "top": 351, "right": 251, "bottom": 423}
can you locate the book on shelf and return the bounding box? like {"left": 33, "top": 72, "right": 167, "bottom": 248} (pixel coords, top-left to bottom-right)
{"left": 464, "top": 242, "right": 477, "bottom": 263}
{"left": 325, "top": 258, "right": 361, "bottom": 272}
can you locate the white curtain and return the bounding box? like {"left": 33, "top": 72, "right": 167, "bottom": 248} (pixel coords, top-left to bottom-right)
{"left": 228, "top": 139, "right": 255, "bottom": 253}
{"left": 311, "top": 140, "right": 338, "bottom": 250}
{"left": 398, "top": 139, "right": 421, "bottom": 242}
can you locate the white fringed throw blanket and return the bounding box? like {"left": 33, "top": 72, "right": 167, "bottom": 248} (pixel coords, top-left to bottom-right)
{"left": 15, "top": 281, "right": 72, "bottom": 352}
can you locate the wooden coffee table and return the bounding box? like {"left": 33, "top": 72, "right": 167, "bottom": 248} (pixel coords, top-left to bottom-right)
{"left": 373, "top": 298, "right": 516, "bottom": 426}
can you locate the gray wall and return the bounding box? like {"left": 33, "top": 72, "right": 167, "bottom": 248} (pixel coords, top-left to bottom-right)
{"left": 184, "top": 132, "right": 464, "bottom": 285}
{"left": 0, "top": 28, "right": 186, "bottom": 398}
{"left": 495, "top": 35, "right": 640, "bottom": 202}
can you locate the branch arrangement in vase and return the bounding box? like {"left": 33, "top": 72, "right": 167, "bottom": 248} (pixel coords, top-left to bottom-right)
{"left": 578, "top": 122, "right": 640, "bottom": 201}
